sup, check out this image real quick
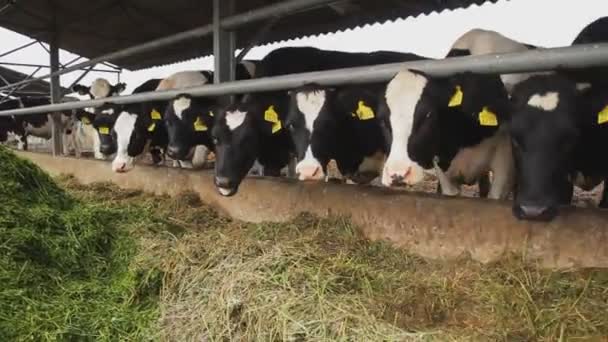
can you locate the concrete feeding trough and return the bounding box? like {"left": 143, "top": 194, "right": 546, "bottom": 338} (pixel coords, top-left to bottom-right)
{"left": 17, "top": 150, "right": 608, "bottom": 269}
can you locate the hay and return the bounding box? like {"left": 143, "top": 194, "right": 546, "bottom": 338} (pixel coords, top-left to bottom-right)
{"left": 0, "top": 147, "right": 159, "bottom": 341}
{"left": 64, "top": 182, "right": 608, "bottom": 341}
{"left": 3, "top": 147, "right": 608, "bottom": 341}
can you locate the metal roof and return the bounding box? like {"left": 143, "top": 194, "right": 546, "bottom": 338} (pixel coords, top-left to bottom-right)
{"left": 0, "top": 0, "right": 501, "bottom": 71}
{"left": 0, "top": 66, "right": 67, "bottom": 97}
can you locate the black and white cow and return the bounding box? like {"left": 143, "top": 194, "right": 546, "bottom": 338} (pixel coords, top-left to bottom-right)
{"left": 447, "top": 28, "right": 543, "bottom": 92}
{"left": 284, "top": 50, "right": 429, "bottom": 183}
{"left": 509, "top": 16, "right": 608, "bottom": 221}
{"left": 212, "top": 91, "right": 294, "bottom": 196}
{"left": 74, "top": 78, "right": 163, "bottom": 159}
{"left": 91, "top": 100, "right": 168, "bottom": 173}
{"left": 0, "top": 99, "right": 22, "bottom": 145}
{"left": 162, "top": 62, "right": 258, "bottom": 167}
{"left": 211, "top": 46, "right": 435, "bottom": 195}
{"left": 72, "top": 78, "right": 127, "bottom": 100}
{"left": 380, "top": 69, "right": 514, "bottom": 199}
{"left": 508, "top": 74, "right": 604, "bottom": 220}
{"left": 287, "top": 83, "right": 390, "bottom": 183}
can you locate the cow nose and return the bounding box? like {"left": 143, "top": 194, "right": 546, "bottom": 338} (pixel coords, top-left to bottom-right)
{"left": 115, "top": 163, "right": 127, "bottom": 173}
{"left": 215, "top": 176, "right": 232, "bottom": 188}
{"left": 298, "top": 165, "right": 324, "bottom": 181}
{"left": 389, "top": 167, "right": 411, "bottom": 186}
{"left": 513, "top": 204, "right": 557, "bottom": 221}
{"left": 166, "top": 145, "right": 181, "bottom": 159}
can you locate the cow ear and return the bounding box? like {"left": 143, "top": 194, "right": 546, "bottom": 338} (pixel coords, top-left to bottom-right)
{"left": 114, "top": 82, "right": 127, "bottom": 94}
{"left": 72, "top": 84, "right": 90, "bottom": 95}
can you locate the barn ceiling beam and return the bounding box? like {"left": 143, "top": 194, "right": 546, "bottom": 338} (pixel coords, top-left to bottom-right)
{"left": 0, "top": 0, "right": 340, "bottom": 92}
{"left": 2, "top": 42, "right": 608, "bottom": 117}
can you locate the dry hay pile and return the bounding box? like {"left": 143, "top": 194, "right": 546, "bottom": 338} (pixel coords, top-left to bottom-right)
{"left": 2, "top": 146, "right": 608, "bottom": 341}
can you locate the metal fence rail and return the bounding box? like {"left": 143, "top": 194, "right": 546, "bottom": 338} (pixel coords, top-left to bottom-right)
{"left": 0, "top": 42, "right": 607, "bottom": 117}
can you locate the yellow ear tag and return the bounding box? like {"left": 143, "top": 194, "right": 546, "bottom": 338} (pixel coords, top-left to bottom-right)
{"left": 98, "top": 126, "right": 110, "bottom": 135}
{"left": 264, "top": 105, "right": 282, "bottom": 134}
{"left": 208, "top": 110, "right": 214, "bottom": 117}
{"left": 478, "top": 107, "right": 498, "bottom": 126}
{"left": 150, "top": 109, "right": 162, "bottom": 120}
{"left": 193, "top": 117, "right": 208, "bottom": 132}
{"left": 448, "top": 85, "right": 463, "bottom": 107}
{"left": 354, "top": 100, "right": 375, "bottom": 120}
{"left": 597, "top": 105, "right": 608, "bottom": 124}
{"left": 147, "top": 122, "right": 156, "bottom": 132}
{"left": 81, "top": 117, "right": 91, "bottom": 125}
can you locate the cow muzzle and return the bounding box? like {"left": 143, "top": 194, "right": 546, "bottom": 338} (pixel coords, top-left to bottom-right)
{"left": 512, "top": 204, "right": 558, "bottom": 222}
{"left": 215, "top": 176, "right": 238, "bottom": 197}
{"left": 296, "top": 161, "right": 325, "bottom": 181}
{"left": 382, "top": 160, "right": 424, "bottom": 187}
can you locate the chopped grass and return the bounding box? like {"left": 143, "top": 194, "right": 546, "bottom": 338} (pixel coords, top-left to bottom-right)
{"left": 0, "top": 147, "right": 160, "bottom": 341}
{"left": 2, "top": 146, "right": 608, "bottom": 341}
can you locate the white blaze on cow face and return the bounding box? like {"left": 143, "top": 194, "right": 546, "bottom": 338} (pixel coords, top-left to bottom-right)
{"left": 112, "top": 111, "right": 137, "bottom": 173}
{"left": 294, "top": 90, "right": 326, "bottom": 181}
{"left": 173, "top": 96, "right": 192, "bottom": 120}
{"left": 225, "top": 110, "right": 247, "bottom": 131}
{"left": 382, "top": 70, "right": 428, "bottom": 187}
{"left": 527, "top": 92, "right": 559, "bottom": 111}
{"left": 90, "top": 78, "right": 112, "bottom": 99}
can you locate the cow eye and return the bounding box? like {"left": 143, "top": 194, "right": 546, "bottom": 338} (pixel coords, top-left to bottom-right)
{"left": 425, "top": 111, "right": 431, "bottom": 119}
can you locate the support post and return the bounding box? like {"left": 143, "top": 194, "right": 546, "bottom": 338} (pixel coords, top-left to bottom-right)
{"left": 49, "top": 30, "right": 63, "bottom": 156}
{"left": 213, "top": 0, "right": 236, "bottom": 85}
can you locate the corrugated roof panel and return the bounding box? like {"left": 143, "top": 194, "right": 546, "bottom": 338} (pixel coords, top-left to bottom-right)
{"left": 0, "top": 0, "right": 503, "bottom": 71}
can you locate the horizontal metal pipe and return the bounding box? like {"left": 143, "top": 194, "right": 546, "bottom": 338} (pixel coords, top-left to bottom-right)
{"left": 0, "top": 61, "right": 120, "bottom": 73}
{"left": 1, "top": 42, "right": 607, "bottom": 117}
{"left": 0, "top": 0, "right": 338, "bottom": 92}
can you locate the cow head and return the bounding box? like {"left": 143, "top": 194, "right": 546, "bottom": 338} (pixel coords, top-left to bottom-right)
{"left": 164, "top": 94, "right": 216, "bottom": 161}
{"left": 76, "top": 106, "right": 118, "bottom": 156}
{"left": 286, "top": 84, "right": 384, "bottom": 182}
{"left": 285, "top": 84, "right": 336, "bottom": 181}
{"left": 211, "top": 94, "right": 286, "bottom": 196}
{"left": 380, "top": 69, "right": 510, "bottom": 187}
{"left": 95, "top": 102, "right": 165, "bottom": 173}
{"left": 72, "top": 78, "right": 127, "bottom": 99}
{"left": 509, "top": 75, "right": 582, "bottom": 221}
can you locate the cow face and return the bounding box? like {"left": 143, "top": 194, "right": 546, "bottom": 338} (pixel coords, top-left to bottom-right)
{"left": 509, "top": 75, "right": 581, "bottom": 221}
{"left": 286, "top": 85, "right": 336, "bottom": 181}
{"left": 212, "top": 94, "right": 286, "bottom": 196}
{"left": 164, "top": 94, "right": 216, "bottom": 161}
{"left": 380, "top": 69, "right": 509, "bottom": 187}
{"left": 78, "top": 107, "right": 118, "bottom": 156}
{"left": 211, "top": 102, "right": 261, "bottom": 196}
{"left": 96, "top": 102, "right": 163, "bottom": 173}
{"left": 72, "top": 78, "right": 127, "bottom": 99}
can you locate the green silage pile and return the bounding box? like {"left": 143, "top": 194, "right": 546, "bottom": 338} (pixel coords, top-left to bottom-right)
{"left": 0, "top": 147, "right": 159, "bottom": 340}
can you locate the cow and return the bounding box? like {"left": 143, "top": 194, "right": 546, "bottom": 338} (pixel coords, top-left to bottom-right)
{"left": 508, "top": 74, "right": 599, "bottom": 220}
{"left": 284, "top": 50, "right": 430, "bottom": 184}
{"left": 0, "top": 96, "right": 99, "bottom": 157}
{"left": 212, "top": 91, "right": 294, "bottom": 196}
{"left": 447, "top": 28, "right": 544, "bottom": 92}
{"left": 0, "top": 99, "right": 22, "bottom": 146}
{"left": 380, "top": 69, "right": 514, "bottom": 200}
{"left": 508, "top": 16, "right": 608, "bottom": 221}
{"left": 211, "top": 46, "right": 432, "bottom": 196}
{"left": 286, "top": 83, "right": 390, "bottom": 184}
{"left": 162, "top": 62, "right": 259, "bottom": 169}
{"left": 73, "top": 79, "right": 162, "bottom": 159}
{"left": 90, "top": 101, "right": 168, "bottom": 173}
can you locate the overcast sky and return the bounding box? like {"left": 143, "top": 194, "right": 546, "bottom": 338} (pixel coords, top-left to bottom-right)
{"left": 0, "top": 0, "right": 607, "bottom": 95}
